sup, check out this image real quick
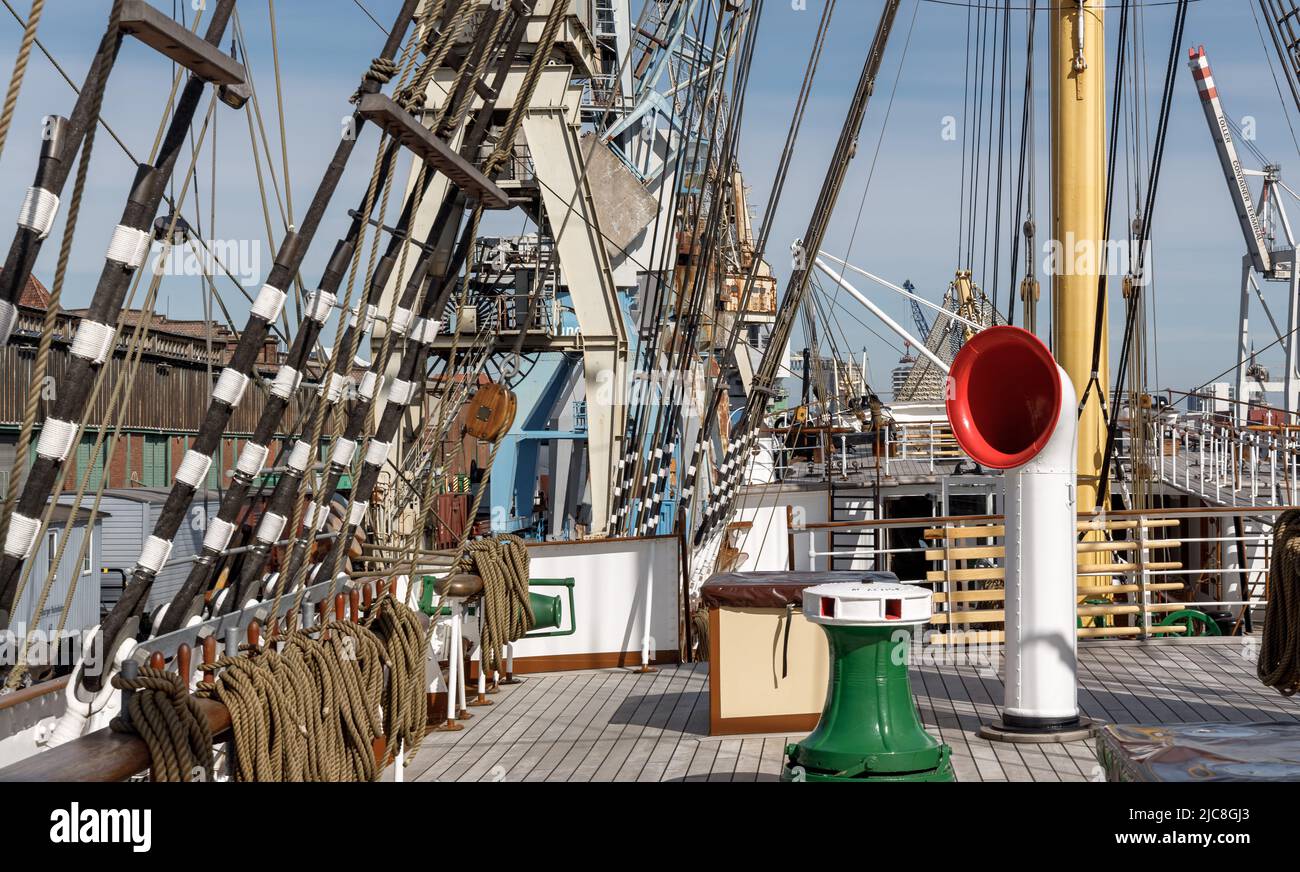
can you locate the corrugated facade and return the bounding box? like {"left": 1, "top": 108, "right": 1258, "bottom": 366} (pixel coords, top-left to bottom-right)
{"left": 1, "top": 307, "right": 297, "bottom": 433}
{"left": 94, "top": 489, "right": 223, "bottom": 613}
{"left": 0, "top": 302, "right": 333, "bottom": 493}
{"left": 10, "top": 508, "right": 104, "bottom": 637}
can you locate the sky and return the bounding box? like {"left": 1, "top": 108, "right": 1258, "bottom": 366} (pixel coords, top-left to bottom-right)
{"left": 0, "top": 0, "right": 1292, "bottom": 398}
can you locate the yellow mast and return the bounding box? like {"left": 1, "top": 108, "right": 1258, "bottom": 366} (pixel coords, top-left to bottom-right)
{"left": 1051, "top": 1, "right": 1108, "bottom": 511}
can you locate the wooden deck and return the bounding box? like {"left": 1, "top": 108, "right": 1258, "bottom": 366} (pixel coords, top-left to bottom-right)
{"left": 405, "top": 638, "right": 1299, "bottom": 782}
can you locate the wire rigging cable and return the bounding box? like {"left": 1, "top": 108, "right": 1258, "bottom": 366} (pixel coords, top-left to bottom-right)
{"left": 1096, "top": 0, "right": 1190, "bottom": 507}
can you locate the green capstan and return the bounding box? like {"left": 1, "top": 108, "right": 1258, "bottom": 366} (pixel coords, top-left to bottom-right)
{"left": 782, "top": 582, "right": 954, "bottom": 783}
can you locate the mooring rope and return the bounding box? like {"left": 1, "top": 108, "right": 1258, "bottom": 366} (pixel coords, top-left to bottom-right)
{"left": 1260, "top": 510, "right": 1300, "bottom": 696}
{"left": 110, "top": 667, "right": 214, "bottom": 782}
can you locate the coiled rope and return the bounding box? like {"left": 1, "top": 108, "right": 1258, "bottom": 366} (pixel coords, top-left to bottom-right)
{"left": 111, "top": 667, "right": 214, "bottom": 782}
{"left": 1259, "top": 510, "right": 1300, "bottom": 696}
{"left": 453, "top": 535, "right": 532, "bottom": 674}
{"left": 367, "top": 590, "right": 430, "bottom": 763}
{"left": 144, "top": 594, "right": 431, "bottom": 782}
{"left": 353, "top": 56, "right": 400, "bottom": 102}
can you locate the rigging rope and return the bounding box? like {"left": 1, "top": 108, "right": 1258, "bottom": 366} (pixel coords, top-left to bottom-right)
{"left": 124, "top": 0, "right": 425, "bottom": 646}
{"left": 678, "top": 0, "right": 828, "bottom": 529}
{"left": 0, "top": 0, "right": 121, "bottom": 560}
{"left": 0, "top": 0, "right": 45, "bottom": 161}
{"left": 5, "top": 94, "right": 217, "bottom": 687}
{"left": 1096, "top": 0, "right": 1189, "bottom": 507}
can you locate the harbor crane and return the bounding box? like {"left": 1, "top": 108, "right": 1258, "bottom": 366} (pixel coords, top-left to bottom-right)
{"left": 1189, "top": 45, "right": 1300, "bottom": 422}
{"left": 904, "top": 280, "right": 932, "bottom": 339}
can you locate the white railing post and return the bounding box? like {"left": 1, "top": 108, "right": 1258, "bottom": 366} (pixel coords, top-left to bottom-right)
{"left": 1199, "top": 424, "right": 1206, "bottom": 491}
{"left": 1169, "top": 422, "right": 1176, "bottom": 485}
{"left": 1284, "top": 436, "right": 1294, "bottom": 504}
{"left": 1138, "top": 514, "right": 1151, "bottom": 641}
{"left": 1184, "top": 429, "right": 1190, "bottom": 491}
{"left": 1269, "top": 435, "right": 1276, "bottom": 504}
{"left": 1206, "top": 431, "right": 1216, "bottom": 504}
{"left": 1251, "top": 434, "right": 1258, "bottom": 505}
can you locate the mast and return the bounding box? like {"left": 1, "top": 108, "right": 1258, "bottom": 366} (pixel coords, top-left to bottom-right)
{"left": 1051, "top": 0, "right": 1107, "bottom": 510}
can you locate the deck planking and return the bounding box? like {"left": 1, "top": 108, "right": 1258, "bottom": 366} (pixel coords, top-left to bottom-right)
{"left": 404, "top": 639, "right": 1291, "bottom": 782}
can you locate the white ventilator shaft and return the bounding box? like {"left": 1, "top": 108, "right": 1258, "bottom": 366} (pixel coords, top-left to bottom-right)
{"left": 1003, "top": 365, "right": 1080, "bottom": 724}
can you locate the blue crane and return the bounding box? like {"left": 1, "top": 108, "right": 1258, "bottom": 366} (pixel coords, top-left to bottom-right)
{"left": 904, "top": 280, "right": 931, "bottom": 339}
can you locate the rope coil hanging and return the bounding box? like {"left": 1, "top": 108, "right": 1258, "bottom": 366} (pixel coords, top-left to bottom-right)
{"left": 453, "top": 535, "right": 532, "bottom": 674}
{"left": 108, "top": 594, "right": 429, "bottom": 782}
{"left": 1260, "top": 510, "right": 1300, "bottom": 696}
{"left": 352, "top": 56, "right": 400, "bottom": 103}
{"left": 110, "top": 667, "right": 214, "bottom": 782}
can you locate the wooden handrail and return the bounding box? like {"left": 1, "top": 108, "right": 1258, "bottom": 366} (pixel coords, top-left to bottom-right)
{"left": 0, "top": 676, "right": 68, "bottom": 712}
{"left": 0, "top": 697, "right": 231, "bottom": 782}
{"left": 794, "top": 503, "right": 1298, "bottom": 533}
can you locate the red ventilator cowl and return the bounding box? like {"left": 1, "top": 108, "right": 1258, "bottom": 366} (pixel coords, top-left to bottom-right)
{"left": 945, "top": 326, "right": 1063, "bottom": 469}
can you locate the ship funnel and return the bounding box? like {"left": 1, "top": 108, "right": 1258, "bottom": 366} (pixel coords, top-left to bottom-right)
{"left": 946, "top": 326, "right": 1062, "bottom": 469}
{"left": 946, "top": 326, "right": 1090, "bottom": 741}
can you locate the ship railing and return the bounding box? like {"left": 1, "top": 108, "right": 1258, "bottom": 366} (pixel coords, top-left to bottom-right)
{"left": 785, "top": 505, "right": 1272, "bottom": 645}
{"left": 882, "top": 421, "right": 960, "bottom": 476}
{"left": 1137, "top": 414, "right": 1300, "bottom": 508}
{"left": 765, "top": 421, "right": 961, "bottom": 482}
{"left": 491, "top": 291, "right": 559, "bottom": 336}
{"left": 0, "top": 568, "right": 434, "bottom": 782}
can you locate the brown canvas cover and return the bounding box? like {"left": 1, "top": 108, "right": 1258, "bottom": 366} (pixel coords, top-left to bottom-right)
{"left": 700, "top": 570, "right": 899, "bottom": 610}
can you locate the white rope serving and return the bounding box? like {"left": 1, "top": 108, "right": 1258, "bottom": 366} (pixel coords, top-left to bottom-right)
{"left": 202, "top": 517, "right": 237, "bottom": 553}
{"left": 358, "top": 371, "right": 382, "bottom": 401}
{"left": 387, "top": 379, "right": 416, "bottom": 406}
{"left": 251, "top": 284, "right": 287, "bottom": 322}
{"left": 329, "top": 438, "right": 356, "bottom": 467}
{"left": 287, "top": 440, "right": 313, "bottom": 473}
{"left": 104, "top": 224, "right": 152, "bottom": 270}
{"left": 411, "top": 317, "right": 440, "bottom": 345}
{"left": 136, "top": 535, "right": 175, "bottom": 574}
{"left": 175, "top": 450, "right": 213, "bottom": 488}
{"left": 235, "top": 442, "right": 269, "bottom": 477}
{"left": 270, "top": 365, "right": 303, "bottom": 400}
{"left": 303, "top": 502, "right": 327, "bottom": 532}
{"left": 2, "top": 513, "right": 40, "bottom": 559}
{"left": 35, "top": 418, "right": 77, "bottom": 461}
{"left": 390, "top": 307, "right": 413, "bottom": 336}
{"left": 349, "top": 303, "right": 377, "bottom": 332}
{"left": 255, "top": 511, "right": 287, "bottom": 545}
{"left": 322, "top": 372, "right": 350, "bottom": 403}
{"left": 212, "top": 368, "right": 250, "bottom": 407}
{"left": 305, "top": 290, "right": 337, "bottom": 323}
{"left": 68, "top": 320, "right": 116, "bottom": 364}
{"left": 363, "top": 439, "right": 389, "bottom": 467}
{"left": 16, "top": 186, "right": 59, "bottom": 238}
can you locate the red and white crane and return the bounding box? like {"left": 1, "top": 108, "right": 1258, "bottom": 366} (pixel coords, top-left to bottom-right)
{"left": 1189, "top": 45, "right": 1299, "bottom": 420}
